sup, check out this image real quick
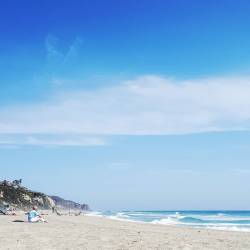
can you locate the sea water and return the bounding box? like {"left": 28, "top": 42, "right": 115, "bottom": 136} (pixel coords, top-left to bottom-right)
{"left": 89, "top": 211, "right": 250, "bottom": 232}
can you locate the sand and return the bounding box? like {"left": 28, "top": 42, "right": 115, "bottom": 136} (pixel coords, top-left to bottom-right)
{"left": 1, "top": 213, "right": 250, "bottom": 250}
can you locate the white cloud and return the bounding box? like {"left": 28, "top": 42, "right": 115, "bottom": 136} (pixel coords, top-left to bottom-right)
{"left": 1, "top": 74, "right": 250, "bottom": 137}
{"left": 0, "top": 135, "right": 107, "bottom": 147}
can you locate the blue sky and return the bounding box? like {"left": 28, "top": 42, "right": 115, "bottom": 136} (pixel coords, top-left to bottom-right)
{"left": 1, "top": 0, "right": 250, "bottom": 210}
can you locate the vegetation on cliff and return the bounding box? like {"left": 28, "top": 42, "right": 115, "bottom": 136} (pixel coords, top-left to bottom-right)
{"left": 0, "top": 180, "right": 89, "bottom": 211}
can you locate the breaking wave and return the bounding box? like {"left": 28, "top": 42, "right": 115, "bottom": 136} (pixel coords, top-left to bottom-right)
{"left": 96, "top": 211, "right": 250, "bottom": 232}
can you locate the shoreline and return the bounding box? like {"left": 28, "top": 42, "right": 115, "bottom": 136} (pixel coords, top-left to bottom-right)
{"left": 1, "top": 213, "right": 250, "bottom": 249}
{"left": 85, "top": 211, "right": 250, "bottom": 233}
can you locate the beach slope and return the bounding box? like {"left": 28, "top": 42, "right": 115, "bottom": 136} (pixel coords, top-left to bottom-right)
{"left": 1, "top": 214, "right": 250, "bottom": 250}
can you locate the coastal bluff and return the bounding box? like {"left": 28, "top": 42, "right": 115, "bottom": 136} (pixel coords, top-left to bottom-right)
{"left": 0, "top": 179, "right": 89, "bottom": 211}
{"left": 51, "top": 196, "right": 89, "bottom": 211}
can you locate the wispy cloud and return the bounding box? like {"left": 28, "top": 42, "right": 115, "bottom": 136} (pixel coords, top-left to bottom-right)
{"left": 0, "top": 134, "right": 107, "bottom": 147}
{"left": 63, "top": 37, "right": 83, "bottom": 65}
{"left": 45, "top": 34, "right": 82, "bottom": 66}
{"left": 1, "top": 74, "right": 250, "bottom": 137}
{"left": 45, "top": 34, "right": 64, "bottom": 63}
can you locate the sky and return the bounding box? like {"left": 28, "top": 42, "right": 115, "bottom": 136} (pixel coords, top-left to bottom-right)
{"left": 1, "top": 0, "right": 250, "bottom": 210}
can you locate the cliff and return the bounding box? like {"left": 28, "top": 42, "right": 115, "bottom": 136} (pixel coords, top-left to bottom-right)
{"left": 0, "top": 181, "right": 55, "bottom": 210}
{"left": 50, "top": 196, "right": 89, "bottom": 211}
{"left": 0, "top": 180, "right": 89, "bottom": 211}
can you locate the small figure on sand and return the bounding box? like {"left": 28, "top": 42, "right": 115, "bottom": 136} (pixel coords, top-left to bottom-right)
{"left": 28, "top": 206, "right": 47, "bottom": 223}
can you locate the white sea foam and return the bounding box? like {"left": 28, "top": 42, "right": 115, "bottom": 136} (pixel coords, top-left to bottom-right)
{"left": 90, "top": 211, "right": 250, "bottom": 232}
{"left": 84, "top": 211, "right": 104, "bottom": 218}
{"left": 151, "top": 217, "right": 179, "bottom": 225}
{"left": 107, "top": 215, "right": 135, "bottom": 222}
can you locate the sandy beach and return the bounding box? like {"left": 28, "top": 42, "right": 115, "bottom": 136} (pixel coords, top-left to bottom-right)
{"left": 0, "top": 214, "right": 250, "bottom": 250}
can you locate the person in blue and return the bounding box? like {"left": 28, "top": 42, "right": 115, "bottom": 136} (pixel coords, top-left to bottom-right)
{"left": 28, "top": 206, "right": 47, "bottom": 223}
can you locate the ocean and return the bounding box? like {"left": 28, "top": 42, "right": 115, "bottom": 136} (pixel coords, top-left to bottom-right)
{"left": 88, "top": 211, "right": 250, "bottom": 232}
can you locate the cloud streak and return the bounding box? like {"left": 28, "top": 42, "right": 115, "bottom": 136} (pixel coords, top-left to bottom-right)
{"left": 45, "top": 35, "right": 64, "bottom": 63}
{"left": 1, "top": 75, "right": 250, "bottom": 138}
{"left": 0, "top": 135, "right": 107, "bottom": 147}
{"left": 45, "top": 35, "right": 82, "bottom": 66}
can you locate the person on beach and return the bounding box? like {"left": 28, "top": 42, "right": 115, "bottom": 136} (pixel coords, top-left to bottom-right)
{"left": 28, "top": 206, "right": 47, "bottom": 223}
